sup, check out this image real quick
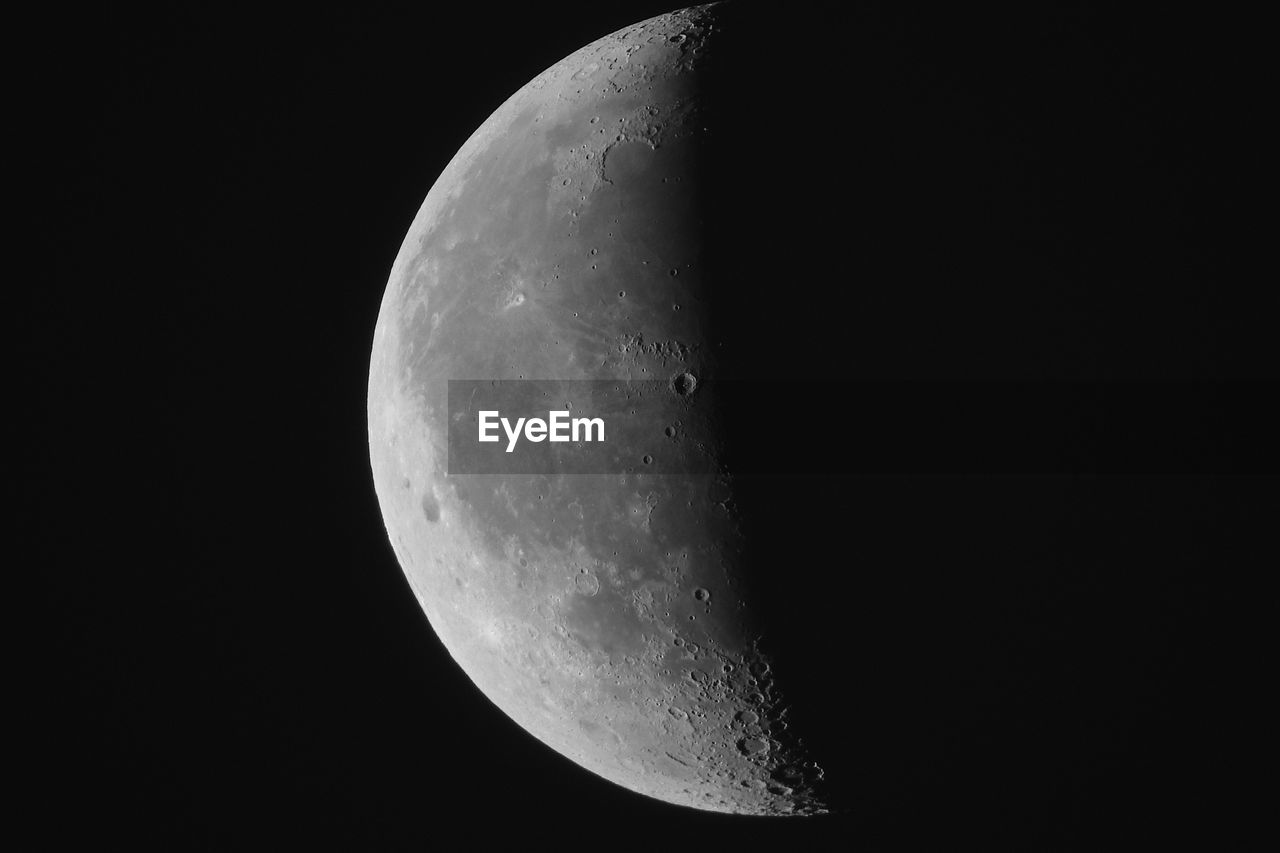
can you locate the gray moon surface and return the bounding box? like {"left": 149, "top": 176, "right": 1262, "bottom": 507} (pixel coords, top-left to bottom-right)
{"left": 367, "top": 5, "right": 826, "bottom": 815}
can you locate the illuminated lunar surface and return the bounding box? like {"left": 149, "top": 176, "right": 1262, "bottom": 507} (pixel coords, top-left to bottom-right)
{"left": 367, "top": 4, "right": 828, "bottom": 815}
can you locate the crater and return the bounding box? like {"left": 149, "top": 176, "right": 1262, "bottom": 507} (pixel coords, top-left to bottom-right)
{"left": 574, "top": 571, "right": 601, "bottom": 596}
{"left": 421, "top": 492, "right": 441, "bottom": 523}
{"left": 602, "top": 139, "right": 656, "bottom": 185}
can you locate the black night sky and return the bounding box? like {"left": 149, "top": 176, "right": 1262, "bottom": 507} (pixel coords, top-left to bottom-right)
{"left": 26, "top": 2, "right": 1272, "bottom": 848}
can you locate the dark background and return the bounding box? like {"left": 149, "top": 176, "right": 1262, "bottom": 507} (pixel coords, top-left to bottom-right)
{"left": 25, "top": 1, "right": 1271, "bottom": 849}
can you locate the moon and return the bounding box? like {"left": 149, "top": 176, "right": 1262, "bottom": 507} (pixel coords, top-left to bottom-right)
{"left": 367, "top": 5, "right": 827, "bottom": 815}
